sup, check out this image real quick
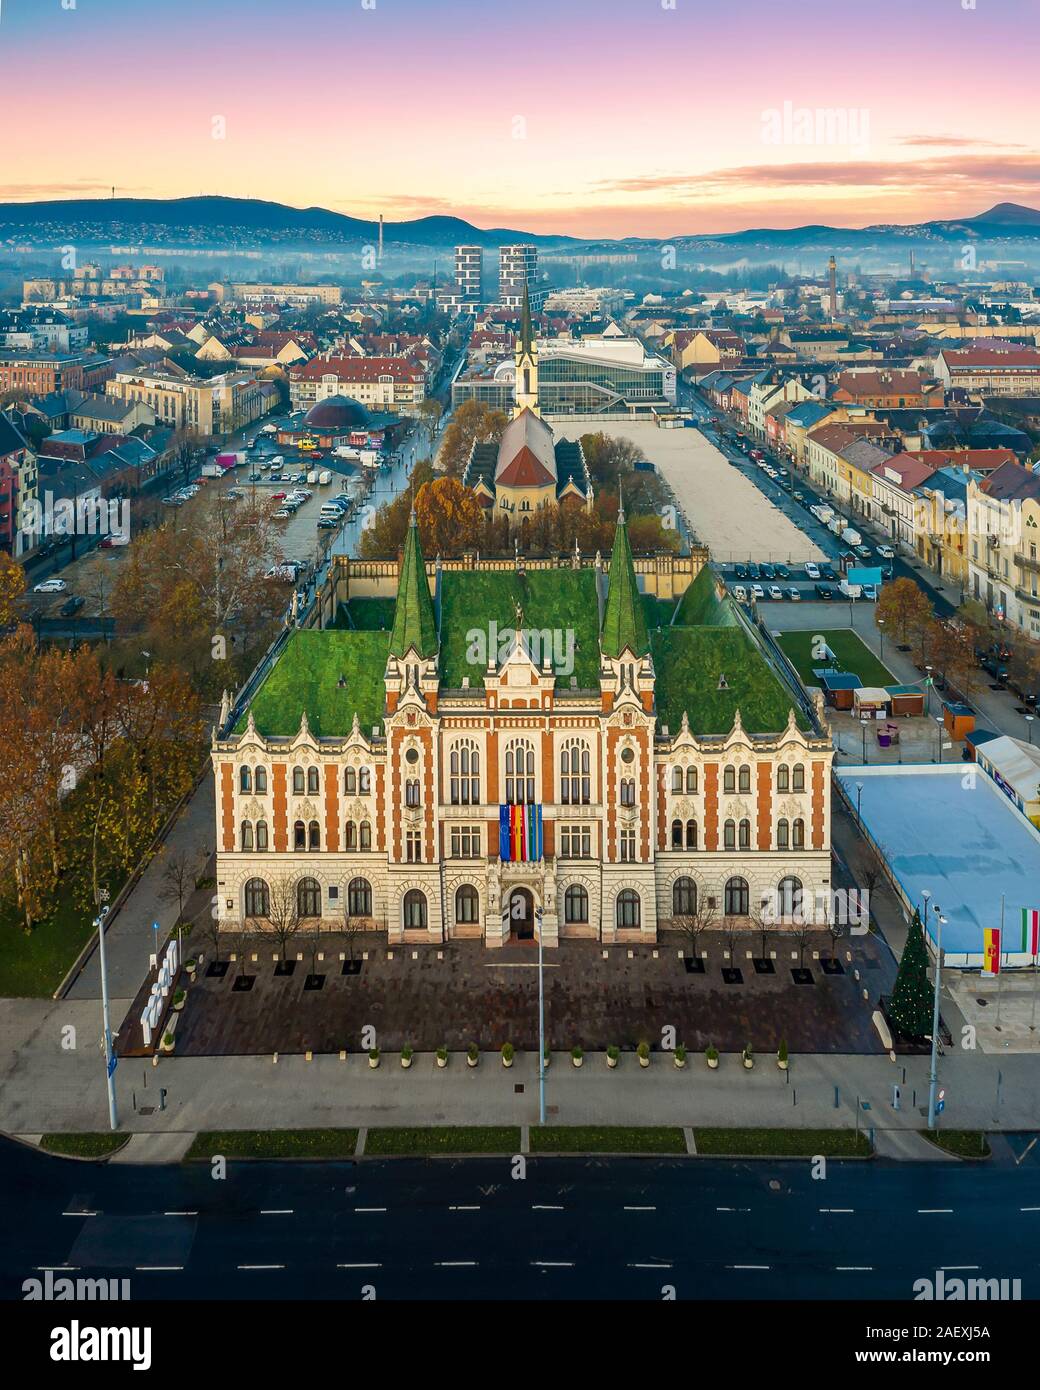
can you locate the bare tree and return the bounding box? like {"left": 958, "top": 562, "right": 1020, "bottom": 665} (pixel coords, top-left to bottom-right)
{"left": 255, "top": 874, "right": 301, "bottom": 962}
{"left": 342, "top": 908, "right": 367, "bottom": 963}
{"left": 157, "top": 844, "right": 199, "bottom": 928}
{"left": 669, "top": 896, "right": 717, "bottom": 960}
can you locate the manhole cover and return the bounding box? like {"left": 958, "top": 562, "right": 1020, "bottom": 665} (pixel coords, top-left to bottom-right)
{"left": 976, "top": 998, "right": 988, "bottom": 1007}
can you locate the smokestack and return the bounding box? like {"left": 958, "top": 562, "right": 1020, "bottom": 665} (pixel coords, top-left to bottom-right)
{"left": 828, "top": 255, "right": 837, "bottom": 316}
{"left": 378, "top": 214, "right": 384, "bottom": 263}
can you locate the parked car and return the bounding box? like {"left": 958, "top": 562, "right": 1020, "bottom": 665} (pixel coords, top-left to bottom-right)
{"left": 271, "top": 508, "right": 292, "bottom": 520}
{"left": 877, "top": 544, "right": 895, "bottom": 559}
{"left": 804, "top": 561, "right": 821, "bottom": 580}
{"left": 732, "top": 585, "right": 748, "bottom": 602}
{"left": 751, "top": 583, "right": 765, "bottom": 599}
{"left": 787, "top": 587, "right": 801, "bottom": 601}
{"left": 793, "top": 492, "right": 806, "bottom": 504}
{"left": 317, "top": 516, "right": 339, "bottom": 529}
{"left": 768, "top": 584, "right": 783, "bottom": 600}
{"left": 820, "top": 564, "right": 837, "bottom": 581}
{"left": 855, "top": 545, "right": 872, "bottom": 561}
{"left": 861, "top": 584, "right": 878, "bottom": 601}
{"left": 760, "top": 563, "right": 776, "bottom": 580}
{"left": 734, "top": 564, "right": 747, "bottom": 579}
{"left": 34, "top": 578, "right": 67, "bottom": 593}
{"left": 271, "top": 491, "right": 287, "bottom": 501}
{"left": 815, "top": 583, "right": 833, "bottom": 600}
{"left": 59, "top": 595, "right": 85, "bottom": 617}
{"left": 745, "top": 563, "right": 760, "bottom": 581}
{"left": 774, "top": 563, "right": 789, "bottom": 579}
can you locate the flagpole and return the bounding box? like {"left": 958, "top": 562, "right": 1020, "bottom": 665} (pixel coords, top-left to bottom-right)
{"left": 1031, "top": 941, "right": 1038, "bottom": 1033}
{"left": 996, "top": 894, "right": 1005, "bottom": 1032}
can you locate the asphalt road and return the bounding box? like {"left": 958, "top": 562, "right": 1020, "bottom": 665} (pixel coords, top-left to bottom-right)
{"left": 3, "top": 1138, "right": 1038, "bottom": 1302}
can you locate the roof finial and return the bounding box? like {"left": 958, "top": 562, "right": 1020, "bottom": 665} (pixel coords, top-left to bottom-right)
{"left": 617, "top": 485, "right": 625, "bottom": 525}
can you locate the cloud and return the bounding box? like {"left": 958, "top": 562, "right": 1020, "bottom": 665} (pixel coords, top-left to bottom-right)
{"left": 897, "top": 135, "right": 1027, "bottom": 150}
{"left": 0, "top": 181, "right": 147, "bottom": 200}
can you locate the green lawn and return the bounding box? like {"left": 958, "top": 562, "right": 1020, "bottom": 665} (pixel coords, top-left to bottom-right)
{"left": 0, "top": 894, "right": 100, "bottom": 998}
{"left": 39, "top": 1133, "right": 131, "bottom": 1158}
{"left": 238, "top": 629, "right": 389, "bottom": 737}
{"left": 531, "top": 1126, "right": 686, "bottom": 1154}
{"left": 652, "top": 626, "right": 803, "bottom": 735}
{"left": 693, "top": 1128, "right": 872, "bottom": 1157}
{"left": 365, "top": 1127, "right": 521, "bottom": 1155}
{"left": 185, "top": 1129, "right": 359, "bottom": 1159}
{"left": 923, "top": 1130, "right": 991, "bottom": 1159}
{"left": 777, "top": 629, "right": 894, "bottom": 689}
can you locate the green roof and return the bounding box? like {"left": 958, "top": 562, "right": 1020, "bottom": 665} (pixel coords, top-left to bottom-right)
{"left": 336, "top": 597, "right": 397, "bottom": 632}
{"left": 674, "top": 565, "right": 724, "bottom": 626}
{"left": 601, "top": 517, "right": 649, "bottom": 658}
{"left": 439, "top": 568, "right": 601, "bottom": 690}
{"left": 652, "top": 627, "right": 804, "bottom": 736}
{"left": 388, "top": 517, "right": 438, "bottom": 660}
{"left": 237, "top": 630, "right": 389, "bottom": 738}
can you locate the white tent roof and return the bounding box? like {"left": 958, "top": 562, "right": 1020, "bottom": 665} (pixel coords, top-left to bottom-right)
{"left": 977, "top": 735, "right": 1040, "bottom": 805}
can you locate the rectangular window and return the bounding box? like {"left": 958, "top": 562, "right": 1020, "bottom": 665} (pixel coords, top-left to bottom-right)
{"left": 405, "top": 831, "right": 422, "bottom": 863}
{"left": 560, "top": 824, "right": 591, "bottom": 858}
{"left": 450, "top": 825, "right": 481, "bottom": 858}
{"left": 619, "top": 829, "right": 636, "bottom": 862}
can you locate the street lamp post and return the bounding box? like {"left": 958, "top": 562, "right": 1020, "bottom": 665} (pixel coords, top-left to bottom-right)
{"left": 1026, "top": 714, "right": 1035, "bottom": 746}
{"left": 535, "top": 907, "right": 546, "bottom": 1126}
{"left": 926, "top": 898, "right": 946, "bottom": 1132}
{"left": 96, "top": 905, "right": 118, "bottom": 1132}
{"left": 860, "top": 716, "right": 869, "bottom": 764}
{"left": 856, "top": 780, "right": 864, "bottom": 821}
{"left": 877, "top": 618, "right": 885, "bottom": 664}
{"left": 924, "top": 666, "right": 932, "bottom": 717}
{"left": 936, "top": 715, "right": 945, "bottom": 764}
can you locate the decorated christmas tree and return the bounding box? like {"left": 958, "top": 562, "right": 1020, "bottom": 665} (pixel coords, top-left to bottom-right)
{"left": 888, "top": 908, "right": 932, "bottom": 1039}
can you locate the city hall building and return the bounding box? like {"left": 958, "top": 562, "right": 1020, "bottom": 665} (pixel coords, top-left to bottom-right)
{"left": 211, "top": 511, "right": 834, "bottom": 947}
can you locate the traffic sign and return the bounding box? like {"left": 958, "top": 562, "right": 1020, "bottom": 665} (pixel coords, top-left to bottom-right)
{"left": 107, "top": 1055, "right": 118, "bottom": 1078}
{"left": 936, "top": 1100, "right": 945, "bottom": 1114}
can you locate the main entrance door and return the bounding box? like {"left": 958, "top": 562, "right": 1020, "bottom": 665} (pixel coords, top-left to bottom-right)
{"left": 509, "top": 888, "right": 534, "bottom": 940}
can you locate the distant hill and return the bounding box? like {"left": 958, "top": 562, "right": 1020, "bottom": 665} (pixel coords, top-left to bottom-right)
{"left": 968, "top": 202, "right": 1040, "bottom": 226}
{"left": 0, "top": 195, "right": 572, "bottom": 249}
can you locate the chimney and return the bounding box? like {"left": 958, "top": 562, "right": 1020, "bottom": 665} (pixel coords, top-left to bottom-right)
{"left": 828, "top": 255, "right": 837, "bottom": 316}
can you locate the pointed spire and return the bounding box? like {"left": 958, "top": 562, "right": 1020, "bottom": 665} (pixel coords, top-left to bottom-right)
{"left": 520, "top": 281, "right": 534, "bottom": 358}
{"left": 601, "top": 506, "right": 649, "bottom": 659}
{"left": 389, "top": 508, "right": 438, "bottom": 660}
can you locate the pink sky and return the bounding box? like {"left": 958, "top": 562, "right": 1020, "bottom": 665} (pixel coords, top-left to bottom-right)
{"left": 1, "top": 0, "right": 1037, "bottom": 236}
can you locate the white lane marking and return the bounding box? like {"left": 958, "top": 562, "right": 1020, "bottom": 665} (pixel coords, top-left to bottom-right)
{"left": 729, "top": 1264, "right": 770, "bottom": 1270}
{"left": 36, "top": 1266, "right": 79, "bottom": 1272}
{"left": 532, "top": 1204, "right": 564, "bottom": 1210}
{"left": 260, "top": 1209, "right": 293, "bottom": 1215}
{"left": 716, "top": 1206, "right": 750, "bottom": 1212}
{"left": 135, "top": 1265, "right": 183, "bottom": 1271}
{"left": 164, "top": 1211, "right": 197, "bottom": 1217}
{"left": 237, "top": 1264, "right": 284, "bottom": 1270}
{"left": 941, "top": 1265, "right": 979, "bottom": 1271}
{"left": 819, "top": 1208, "right": 855, "bottom": 1213}
{"left": 918, "top": 1208, "right": 953, "bottom": 1214}
{"left": 337, "top": 1262, "right": 381, "bottom": 1268}
{"left": 836, "top": 1266, "right": 873, "bottom": 1271}
{"left": 449, "top": 1205, "right": 480, "bottom": 1211}
{"left": 629, "top": 1262, "right": 672, "bottom": 1268}
{"left": 355, "top": 1207, "right": 387, "bottom": 1213}
{"left": 624, "top": 1206, "right": 656, "bottom": 1212}
{"left": 532, "top": 1260, "right": 574, "bottom": 1267}
{"left": 62, "top": 1211, "right": 97, "bottom": 1217}
{"left": 437, "top": 1261, "right": 478, "bottom": 1267}
{"left": 1021, "top": 1206, "right": 1040, "bottom": 1212}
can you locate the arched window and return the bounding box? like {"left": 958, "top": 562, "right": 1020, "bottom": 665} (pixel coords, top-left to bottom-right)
{"left": 308, "top": 820, "right": 320, "bottom": 850}
{"left": 777, "top": 818, "right": 790, "bottom": 850}
{"left": 776, "top": 763, "right": 789, "bottom": 792}
{"left": 723, "top": 765, "right": 735, "bottom": 793}
{"left": 792, "top": 817, "right": 805, "bottom": 849}
{"left": 564, "top": 884, "right": 589, "bottom": 923}
{"left": 240, "top": 820, "right": 253, "bottom": 851}
{"left": 359, "top": 766, "right": 371, "bottom": 795}
{"left": 738, "top": 765, "right": 751, "bottom": 793}
{"left": 616, "top": 889, "right": 641, "bottom": 929}
{"left": 293, "top": 819, "right": 306, "bottom": 850}
{"left": 307, "top": 767, "right": 320, "bottom": 795}
{"left": 620, "top": 777, "right": 636, "bottom": 806}
{"left": 239, "top": 766, "right": 252, "bottom": 794}
{"left": 292, "top": 766, "right": 305, "bottom": 794}
{"left": 725, "top": 876, "right": 749, "bottom": 916}
{"left": 344, "top": 767, "right": 356, "bottom": 795}
{"left": 724, "top": 818, "right": 736, "bottom": 850}
{"left": 360, "top": 821, "right": 372, "bottom": 850}
{"left": 778, "top": 875, "right": 804, "bottom": 919}
{"left": 450, "top": 739, "right": 481, "bottom": 805}
{"left": 560, "top": 737, "right": 590, "bottom": 805}
{"left": 455, "top": 884, "right": 480, "bottom": 924}
{"left": 792, "top": 764, "right": 805, "bottom": 792}
{"left": 686, "top": 766, "right": 698, "bottom": 794}
{"left": 347, "top": 877, "right": 371, "bottom": 917}
{"left": 255, "top": 766, "right": 267, "bottom": 794}
{"left": 244, "top": 877, "right": 269, "bottom": 919}
{"left": 738, "top": 818, "right": 751, "bottom": 850}
{"left": 671, "top": 818, "right": 683, "bottom": 849}
{"left": 403, "top": 889, "right": 427, "bottom": 929}
{"left": 672, "top": 766, "right": 683, "bottom": 794}
{"left": 686, "top": 819, "right": 697, "bottom": 849}
{"left": 505, "top": 737, "right": 535, "bottom": 805}
{"left": 673, "top": 876, "right": 697, "bottom": 916}
{"left": 297, "top": 877, "right": 321, "bottom": 918}
{"left": 345, "top": 821, "right": 357, "bottom": 850}
{"left": 255, "top": 821, "right": 269, "bottom": 851}
{"left": 405, "top": 779, "right": 420, "bottom": 807}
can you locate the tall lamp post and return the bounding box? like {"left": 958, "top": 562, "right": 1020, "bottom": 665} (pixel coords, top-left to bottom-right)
{"left": 1026, "top": 714, "right": 1035, "bottom": 746}
{"left": 96, "top": 905, "right": 118, "bottom": 1131}
{"left": 855, "top": 780, "right": 864, "bottom": 821}
{"left": 535, "top": 907, "right": 546, "bottom": 1126}
{"left": 877, "top": 617, "right": 885, "bottom": 664}
{"left": 935, "top": 715, "right": 945, "bottom": 764}
{"left": 860, "top": 715, "right": 869, "bottom": 764}
{"left": 924, "top": 665, "right": 933, "bottom": 717}
{"left": 925, "top": 896, "right": 946, "bottom": 1132}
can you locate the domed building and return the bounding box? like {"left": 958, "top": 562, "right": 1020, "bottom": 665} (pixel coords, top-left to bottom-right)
{"left": 274, "top": 393, "right": 405, "bottom": 452}
{"left": 302, "top": 395, "right": 372, "bottom": 433}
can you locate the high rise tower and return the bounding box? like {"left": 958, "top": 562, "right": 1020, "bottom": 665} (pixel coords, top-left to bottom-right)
{"left": 828, "top": 255, "right": 837, "bottom": 316}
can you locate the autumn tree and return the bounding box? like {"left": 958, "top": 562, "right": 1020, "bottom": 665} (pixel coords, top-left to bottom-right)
{"left": 0, "top": 552, "right": 25, "bottom": 628}
{"left": 358, "top": 461, "right": 436, "bottom": 557}
{"left": 438, "top": 400, "right": 508, "bottom": 477}
{"left": 876, "top": 576, "right": 932, "bottom": 647}
{"left": 579, "top": 432, "right": 645, "bottom": 489}
{"left": 414, "top": 476, "right": 488, "bottom": 557}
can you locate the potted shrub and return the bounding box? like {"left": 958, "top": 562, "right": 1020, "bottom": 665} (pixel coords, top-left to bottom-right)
{"left": 172, "top": 987, "right": 186, "bottom": 1012}
{"left": 436, "top": 1045, "right": 448, "bottom": 1069}
{"left": 637, "top": 1041, "right": 651, "bottom": 1069}
{"left": 160, "top": 1031, "right": 175, "bottom": 1055}
{"left": 368, "top": 1047, "right": 380, "bottom": 1069}
{"left": 777, "top": 1039, "right": 789, "bottom": 1071}
{"left": 466, "top": 1043, "right": 479, "bottom": 1068}
{"left": 706, "top": 1045, "right": 719, "bottom": 1070}
{"left": 501, "top": 1042, "right": 514, "bottom": 1068}
{"left": 400, "top": 1044, "right": 413, "bottom": 1070}
{"left": 674, "top": 1043, "right": 687, "bottom": 1069}
{"left": 571, "top": 1045, "right": 584, "bottom": 1068}
{"left": 742, "top": 1043, "right": 754, "bottom": 1070}
{"left": 606, "top": 1044, "right": 620, "bottom": 1069}
{"left": 185, "top": 958, "right": 197, "bottom": 982}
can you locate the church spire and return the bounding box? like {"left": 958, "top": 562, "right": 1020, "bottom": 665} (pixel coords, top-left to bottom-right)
{"left": 601, "top": 505, "right": 649, "bottom": 659}
{"left": 513, "top": 281, "right": 539, "bottom": 417}
{"left": 389, "top": 509, "right": 438, "bottom": 660}
{"left": 520, "top": 280, "right": 534, "bottom": 357}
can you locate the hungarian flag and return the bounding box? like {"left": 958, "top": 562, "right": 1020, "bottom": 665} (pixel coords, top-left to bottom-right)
{"left": 983, "top": 927, "right": 1001, "bottom": 975}
{"left": 1021, "top": 908, "right": 1040, "bottom": 956}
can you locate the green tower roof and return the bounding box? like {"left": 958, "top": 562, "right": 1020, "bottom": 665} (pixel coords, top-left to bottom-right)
{"left": 601, "top": 505, "right": 649, "bottom": 659}
{"left": 388, "top": 512, "right": 438, "bottom": 660}
{"left": 519, "top": 281, "right": 534, "bottom": 357}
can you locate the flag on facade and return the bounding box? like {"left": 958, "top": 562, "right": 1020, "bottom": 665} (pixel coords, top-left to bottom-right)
{"left": 983, "top": 926, "right": 1001, "bottom": 975}
{"left": 1020, "top": 908, "right": 1040, "bottom": 956}
{"left": 499, "top": 805, "right": 510, "bottom": 862}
